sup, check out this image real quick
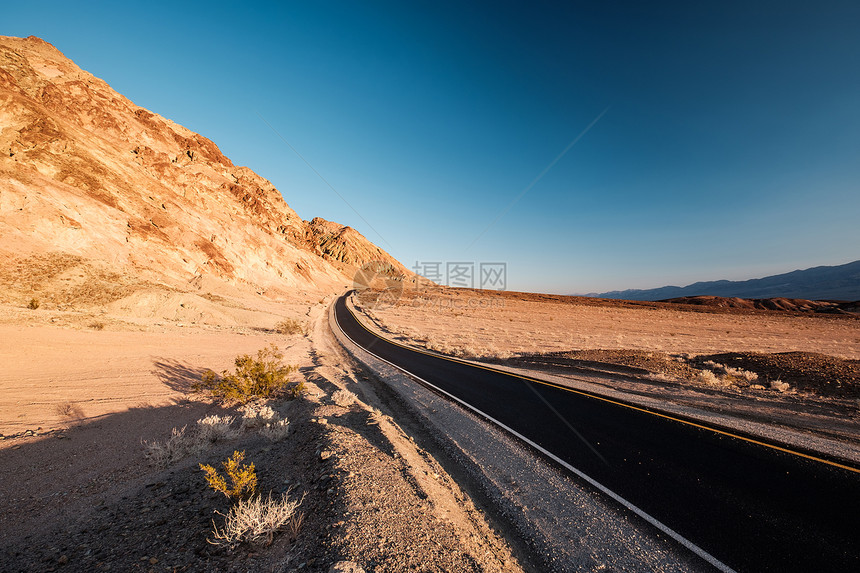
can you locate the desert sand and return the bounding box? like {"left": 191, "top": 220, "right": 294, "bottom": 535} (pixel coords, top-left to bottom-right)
{"left": 358, "top": 287, "right": 860, "bottom": 361}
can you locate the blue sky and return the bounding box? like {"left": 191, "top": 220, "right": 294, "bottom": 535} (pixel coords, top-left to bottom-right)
{"left": 6, "top": 1, "right": 859, "bottom": 293}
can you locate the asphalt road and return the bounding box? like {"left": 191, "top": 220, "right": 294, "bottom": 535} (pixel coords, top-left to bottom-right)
{"left": 335, "top": 293, "right": 860, "bottom": 572}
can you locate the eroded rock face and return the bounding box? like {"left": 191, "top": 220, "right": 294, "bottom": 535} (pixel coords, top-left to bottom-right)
{"left": 0, "top": 35, "right": 409, "bottom": 301}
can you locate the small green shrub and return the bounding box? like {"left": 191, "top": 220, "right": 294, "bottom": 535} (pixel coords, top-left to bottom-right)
{"left": 195, "top": 345, "right": 296, "bottom": 402}
{"left": 27, "top": 298, "right": 40, "bottom": 310}
{"left": 274, "top": 318, "right": 305, "bottom": 336}
{"left": 200, "top": 450, "right": 258, "bottom": 502}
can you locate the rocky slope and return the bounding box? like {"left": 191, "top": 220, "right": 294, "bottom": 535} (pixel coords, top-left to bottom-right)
{"left": 0, "top": 35, "right": 410, "bottom": 310}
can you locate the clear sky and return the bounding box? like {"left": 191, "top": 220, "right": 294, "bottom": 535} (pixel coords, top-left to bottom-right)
{"left": 6, "top": 1, "right": 859, "bottom": 293}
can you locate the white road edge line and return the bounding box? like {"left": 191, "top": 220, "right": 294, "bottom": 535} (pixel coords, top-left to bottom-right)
{"left": 334, "top": 302, "right": 736, "bottom": 573}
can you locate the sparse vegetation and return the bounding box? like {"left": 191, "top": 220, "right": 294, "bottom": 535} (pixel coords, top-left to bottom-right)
{"left": 143, "top": 425, "right": 205, "bottom": 468}
{"left": 331, "top": 389, "right": 355, "bottom": 408}
{"left": 195, "top": 345, "right": 297, "bottom": 403}
{"left": 88, "top": 321, "right": 105, "bottom": 330}
{"left": 259, "top": 418, "right": 290, "bottom": 441}
{"left": 695, "top": 369, "right": 721, "bottom": 386}
{"left": 274, "top": 318, "right": 305, "bottom": 336}
{"left": 27, "top": 297, "right": 40, "bottom": 310}
{"left": 196, "top": 414, "right": 239, "bottom": 443}
{"left": 770, "top": 379, "right": 791, "bottom": 392}
{"left": 55, "top": 401, "right": 84, "bottom": 420}
{"left": 702, "top": 360, "right": 759, "bottom": 383}
{"left": 241, "top": 403, "right": 291, "bottom": 441}
{"left": 200, "top": 450, "right": 258, "bottom": 502}
{"left": 240, "top": 404, "right": 278, "bottom": 430}
{"left": 209, "top": 491, "right": 304, "bottom": 547}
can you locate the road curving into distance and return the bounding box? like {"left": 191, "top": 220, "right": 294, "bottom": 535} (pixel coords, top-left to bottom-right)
{"left": 334, "top": 292, "right": 860, "bottom": 573}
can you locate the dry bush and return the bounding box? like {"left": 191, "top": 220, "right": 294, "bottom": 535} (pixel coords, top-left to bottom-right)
{"left": 367, "top": 407, "right": 384, "bottom": 426}
{"left": 241, "top": 404, "right": 290, "bottom": 441}
{"left": 702, "top": 360, "right": 759, "bottom": 383}
{"left": 54, "top": 401, "right": 85, "bottom": 420}
{"left": 259, "top": 419, "right": 290, "bottom": 442}
{"left": 209, "top": 492, "right": 305, "bottom": 547}
{"left": 27, "top": 297, "right": 40, "bottom": 310}
{"left": 695, "top": 369, "right": 722, "bottom": 386}
{"left": 144, "top": 414, "right": 241, "bottom": 467}
{"left": 143, "top": 425, "right": 205, "bottom": 468}
{"left": 195, "top": 345, "right": 296, "bottom": 403}
{"left": 200, "top": 450, "right": 258, "bottom": 502}
{"left": 240, "top": 404, "right": 278, "bottom": 430}
{"left": 274, "top": 318, "right": 305, "bottom": 336}
{"left": 331, "top": 389, "right": 355, "bottom": 408}
{"left": 770, "top": 379, "right": 791, "bottom": 392}
{"left": 197, "top": 414, "right": 238, "bottom": 443}
{"left": 285, "top": 380, "right": 306, "bottom": 399}
{"left": 87, "top": 321, "right": 105, "bottom": 330}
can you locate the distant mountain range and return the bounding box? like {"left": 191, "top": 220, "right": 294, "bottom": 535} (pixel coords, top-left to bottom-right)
{"left": 587, "top": 260, "right": 860, "bottom": 302}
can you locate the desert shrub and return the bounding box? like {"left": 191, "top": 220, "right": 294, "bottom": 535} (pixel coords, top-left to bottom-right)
{"left": 274, "top": 318, "right": 305, "bottom": 336}
{"left": 197, "top": 415, "right": 238, "bottom": 443}
{"left": 695, "top": 369, "right": 721, "bottom": 386}
{"left": 240, "top": 404, "right": 290, "bottom": 441}
{"left": 54, "top": 401, "right": 85, "bottom": 420}
{"left": 770, "top": 379, "right": 791, "bottom": 392}
{"left": 87, "top": 321, "right": 105, "bottom": 330}
{"left": 240, "top": 404, "right": 278, "bottom": 430}
{"left": 331, "top": 389, "right": 355, "bottom": 408}
{"left": 209, "top": 491, "right": 305, "bottom": 547}
{"left": 260, "top": 418, "right": 290, "bottom": 442}
{"left": 726, "top": 366, "right": 758, "bottom": 382}
{"left": 27, "top": 298, "right": 40, "bottom": 310}
{"left": 200, "top": 450, "right": 258, "bottom": 502}
{"left": 144, "top": 425, "right": 205, "bottom": 468}
{"left": 196, "top": 345, "right": 296, "bottom": 403}
{"left": 702, "top": 360, "right": 759, "bottom": 384}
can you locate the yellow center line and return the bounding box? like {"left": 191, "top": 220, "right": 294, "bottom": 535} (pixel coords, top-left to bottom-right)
{"left": 345, "top": 298, "right": 860, "bottom": 475}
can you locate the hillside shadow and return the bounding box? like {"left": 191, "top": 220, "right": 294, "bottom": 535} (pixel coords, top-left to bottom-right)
{"left": 151, "top": 358, "right": 211, "bottom": 393}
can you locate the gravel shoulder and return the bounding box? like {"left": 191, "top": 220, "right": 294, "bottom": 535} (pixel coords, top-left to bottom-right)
{"left": 334, "top": 297, "right": 710, "bottom": 572}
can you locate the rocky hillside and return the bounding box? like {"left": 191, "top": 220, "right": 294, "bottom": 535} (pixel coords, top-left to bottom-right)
{"left": 0, "top": 35, "right": 410, "bottom": 309}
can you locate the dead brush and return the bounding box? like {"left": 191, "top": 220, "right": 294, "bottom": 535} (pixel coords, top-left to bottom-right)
{"left": 702, "top": 360, "right": 759, "bottom": 383}
{"left": 259, "top": 418, "right": 290, "bottom": 441}
{"left": 274, "top": 318, "right": 305, "bottom": 336}
{"left": 143, "top": 425, "right": 205, "bottom": 468}
{"left": 331, "top": 389, "right": 355, "bottom": 408}
{"left": 54, "top": 401, "right": 85, "bottom": 421}
{"left": 240, "top": 404, "right": 290, "bottom": 441}
{"left": 196, "top": 414, "right": 239, "bottom": 443}
{"left": 209, "top": 491, "right": 305, "bottom": 547}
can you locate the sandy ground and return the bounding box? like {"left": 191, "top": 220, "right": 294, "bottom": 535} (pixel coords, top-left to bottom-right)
{"left": 354, "top": 287, "right": 860, "bottom": 455}
{"left": 3, "top": 282, "right": 858, "bottom": 571}
{"left": 358, "top": 287, "right": 860, "bottom": 360}
{"left": 0, "top": 289, "right": 523, "bottom": 572}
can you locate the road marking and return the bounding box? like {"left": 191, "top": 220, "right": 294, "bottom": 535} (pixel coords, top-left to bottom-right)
{"left": 344, "top": 298, "right": 860, "bottom": 476}
{"left": 334, "top": 299, "right": 736, "bottom": 573}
